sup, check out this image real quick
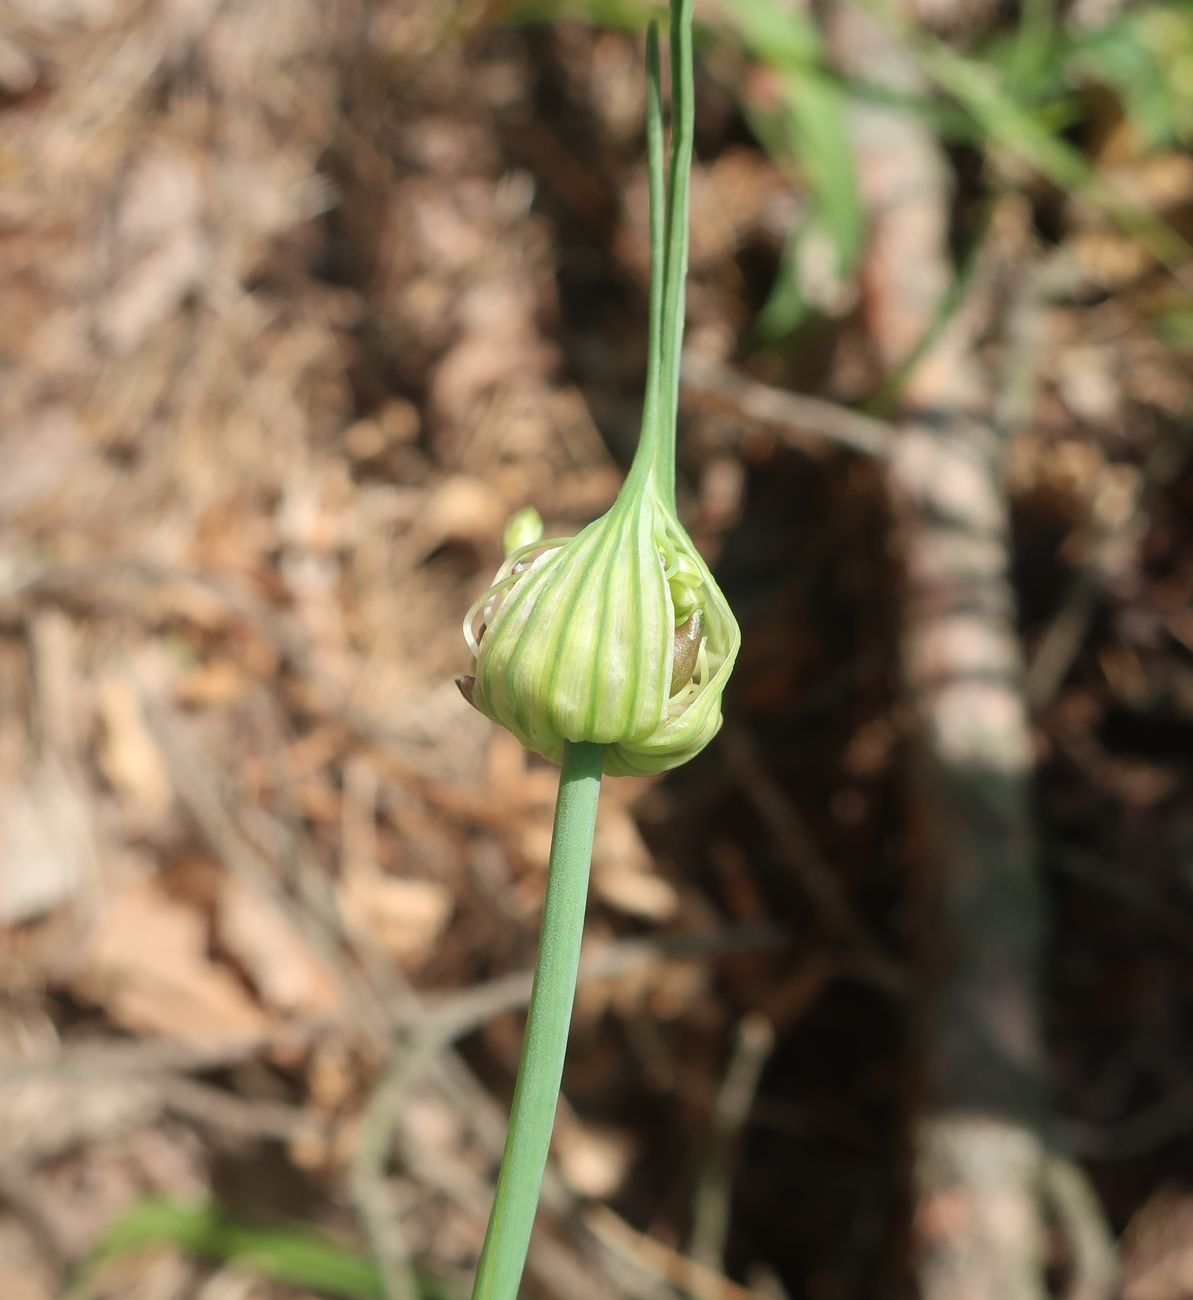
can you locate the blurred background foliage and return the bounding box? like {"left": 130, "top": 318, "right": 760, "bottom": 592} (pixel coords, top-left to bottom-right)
{"left": 508, "top": 0, "right": 1193, "bottom": 341}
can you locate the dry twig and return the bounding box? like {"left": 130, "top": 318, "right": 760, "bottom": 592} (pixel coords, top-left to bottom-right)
{"left": 682, "top": 355, "right": 892, "bottom": 459}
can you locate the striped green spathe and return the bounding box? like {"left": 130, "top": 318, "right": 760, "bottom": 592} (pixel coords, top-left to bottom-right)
{"left": 463, "top": 482, "right": 738, "bottom": 777}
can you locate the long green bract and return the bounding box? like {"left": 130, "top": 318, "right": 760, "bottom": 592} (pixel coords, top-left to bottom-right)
{"left": 626, "top": 0, "right": 694, "bottom": 510}
{"left": 658, "top": 0, "right": 694, "bottom": 509}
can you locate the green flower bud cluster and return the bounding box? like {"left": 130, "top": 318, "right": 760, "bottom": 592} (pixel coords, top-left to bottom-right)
{"left": 457, "top": 0, "right": 738, "bottom": 778}
{"left": 458, "top": 486, "right": 739, "bottom": 777}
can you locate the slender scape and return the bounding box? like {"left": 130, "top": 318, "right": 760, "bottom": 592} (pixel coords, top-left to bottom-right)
{"left": 465, "top": 4, "right": 726, "bottom": 1296}
{"left": 469, "top": 741, "right": 603, "bottom": 1299}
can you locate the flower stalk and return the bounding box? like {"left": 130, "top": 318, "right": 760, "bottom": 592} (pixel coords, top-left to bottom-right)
{"left": 469, "top": 740, "right": 603, "bottom": 1300}
{"left": 464, "top": 3, "right": 736, "bottom": 1295}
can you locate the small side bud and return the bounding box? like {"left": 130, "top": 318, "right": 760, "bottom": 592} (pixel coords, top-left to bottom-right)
{"left": 503, "top": 507, "right": 544, "bottom": 557}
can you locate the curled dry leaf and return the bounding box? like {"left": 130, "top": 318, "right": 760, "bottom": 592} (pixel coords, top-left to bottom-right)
{"left": 591, "top": 805, "right": 679, "bottom": 923}
{"left": 552, "top": 1110, "right": 634, "bottom": 1200}
{"left": 336, "top": 871, "right": 453, "bottom": 965}
{"left": 97, "top": 675, "right": 173, "bottom": 822}
{"left": 0, "top": 1236, "right": 53, "bottom": 1300}
{"left": 73, "top": 877, "right": 269, "bottom": 1043}
{"left": 216, "top": 877, "right": 342, "bottom": 1017}
{"left": 410, "top": 474, "right": 509, "bottom": 556}
{"left": 0, "top": 764, "right": 94, "bottom": 927}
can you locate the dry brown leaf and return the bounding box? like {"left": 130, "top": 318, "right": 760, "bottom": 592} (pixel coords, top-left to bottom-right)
{"left": 73, "top": 877, "right": 269, "bottom": 1042}
{"left": 0, "top": 1222, "right": 55, "bottom": 1300}
{"left": 171, "top": 660, "right": 257, "bottom": 708}
{"left": 216, "top": 877, "right": 342, "bottom": 1017}
{"left": 487, "top": 731, "right": 557, "bottom": 814}
{"left": 0, "top": 405, "right": 83, "bottom": 519}
{"left": 336, "top": 871, "right": 452, "bottom": 965}
{"left": 1122, "top": 1185, "right": 1193, "bottom": 1300}
{"left": 398, "top": 1092, "right": 466, "bottom": 1160}
{"left": 97, "top": 675, "right": 173, "bottom": 821}
{"left": 410, "top": 474, "right": 509, "bottom": 555}
{"left": 344, "top": 398, "right": 421, "bottom": 460}
{"left": 592, "top": 862, "right": 679, "bottom": 923}
{"left": 592, "top": 805, "right": 678, "bottom": 922}
{"left": 552, "top": 1108, "right": 634, "bottom": 1199}
{"left": 0, "top": 1072, "right": 159, "bottom": 1164}
{"left": 307, "top": 1037, "right": 368, "bottom": 1115}
{"left": 0, "top": 764, "right": 94, "bottom": 926}
{"left": 100, "top": 147, "right": 209, "bottom": 356}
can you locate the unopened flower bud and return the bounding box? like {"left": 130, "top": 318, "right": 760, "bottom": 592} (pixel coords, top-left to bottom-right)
{"left": 460, "top": 487, "right": 738, "bottom": 776}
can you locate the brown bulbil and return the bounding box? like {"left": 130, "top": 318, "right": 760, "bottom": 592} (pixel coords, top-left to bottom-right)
{"left": 670, "top": 608, "right": 704, "bottom": 697}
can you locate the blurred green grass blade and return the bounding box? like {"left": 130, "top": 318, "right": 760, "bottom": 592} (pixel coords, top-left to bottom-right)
{"left": 75, "top": 1197, "right": 455, "bottom": 1300}
{"left": 1151, "top": 299, "right": 1193, "bottom": 349}
{"left": 508, "top": 0, "right": 863, "bottom": 342}
{"left": 1006, "top": 0, "right": 1057, "bottom": 98}
{"left": 722, "top": 0, "right": 820, "bottom": 66}
{"left": 981, "top": 0, "right": 1193, "bottom": 152}
{"left": 785, "top": 75, "right": 864, "bottom": 274}
{"left": 870, "top": 4, "right": 1192, "bottom": 270}
{"left": 509, "top": 0, "right": 862, "bottom": 276}
{"left": 750, "top": 227, "right": 807, "bottom": 344}
{"left": 507, "top": 0, "right": 974, "bottom": 139}
{"left": 729, "top": 0, "right": 864, "bottom": 329}
{"left": 1068, "top": 2, "right": 1193, "bottom": 149}
{"left": 506, "top": 0, "right": 660, "bottom": 29}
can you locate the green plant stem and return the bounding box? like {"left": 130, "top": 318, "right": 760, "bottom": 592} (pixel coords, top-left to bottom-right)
{"left": 470, "top": 740, "right": 605, "bottom": 1300}
{"left": 624, "top": 22, "right": 666, "bottom": 502}
{"left": 657, "top": 0, "right": 694, "bottom": 510}
{"left": 625, "top": 1, "right": 694, "bottom": 510}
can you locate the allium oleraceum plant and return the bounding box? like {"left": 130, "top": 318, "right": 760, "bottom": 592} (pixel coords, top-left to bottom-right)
{"left": 458, "top": 3, "right": 739, "bottom": 1295}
